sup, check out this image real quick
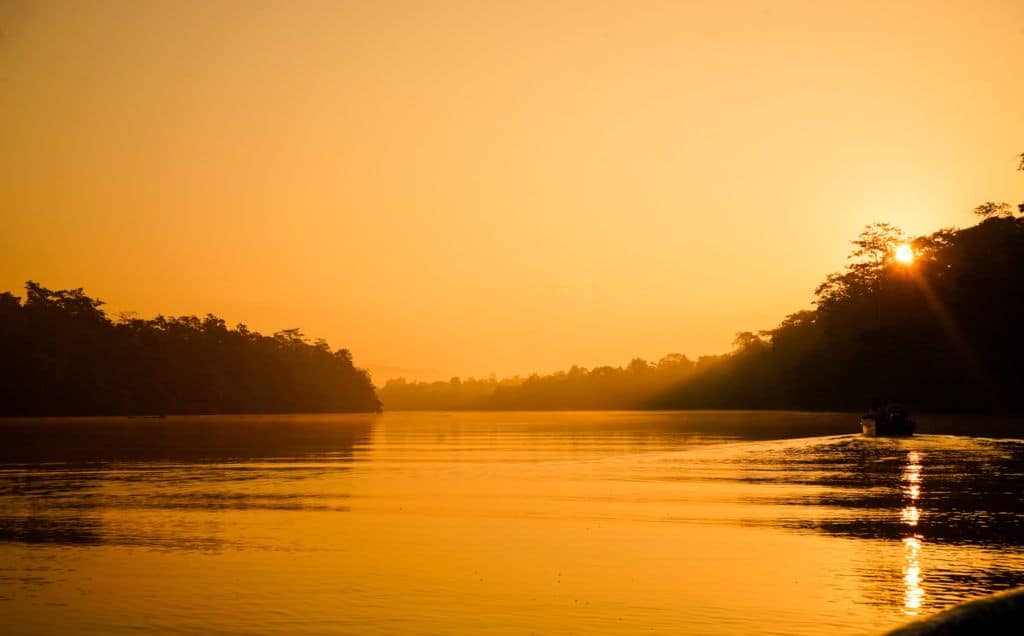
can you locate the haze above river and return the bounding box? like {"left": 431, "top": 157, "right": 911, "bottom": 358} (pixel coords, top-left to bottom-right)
{"left": 2, "top": 411, "right": 1023, "bottom": 635}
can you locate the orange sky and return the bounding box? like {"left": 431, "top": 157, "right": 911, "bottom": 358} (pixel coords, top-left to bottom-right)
{"left": 2, "top": 0, "right": 1022, "bottom": 382}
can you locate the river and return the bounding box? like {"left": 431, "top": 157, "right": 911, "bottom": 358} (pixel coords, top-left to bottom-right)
{"left": 2, "top": 411, "right": 1023, "bottom": 634}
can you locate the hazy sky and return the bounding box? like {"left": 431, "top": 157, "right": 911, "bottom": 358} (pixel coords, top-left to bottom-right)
{"left": 2, "top": 0, "right": 1022, "bottom": 382}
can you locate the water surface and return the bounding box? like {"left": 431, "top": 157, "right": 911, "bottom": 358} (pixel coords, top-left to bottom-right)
{"left": 2, "top": 411, "right": 1023, "bottom": 634}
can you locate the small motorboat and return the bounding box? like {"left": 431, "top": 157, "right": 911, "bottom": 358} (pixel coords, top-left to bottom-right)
{"left": 861, "top": 404, "right": 916, "bottom": 437}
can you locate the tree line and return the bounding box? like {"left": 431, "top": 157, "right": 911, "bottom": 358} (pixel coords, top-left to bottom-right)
{"left": 0, "top": 283, "right": 381, "bottom": 416}
{"left": 382, "top": 203, "right": 1024, "bottom": 413}
{"left": 380, "top": 354, "right": 708, "bottom": 410}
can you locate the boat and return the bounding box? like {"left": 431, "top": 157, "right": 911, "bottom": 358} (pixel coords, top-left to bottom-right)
{"left": 861, "top": 404, "right": 916, "bottom": 437}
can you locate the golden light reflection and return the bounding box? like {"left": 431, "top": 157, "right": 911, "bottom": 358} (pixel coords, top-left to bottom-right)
{"left": 902, "top": 536, "right": 924, "bottom": 615}
{"left": 900, "top": 450, "right": 925, "bottom": 615}
{"left": 895, "top": 244, "right": 915, "bottom": 264}
{"left": 902, "top": 451, "right": 922, "bottom": 492}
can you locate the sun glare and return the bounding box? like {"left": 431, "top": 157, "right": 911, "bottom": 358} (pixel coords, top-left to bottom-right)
{"left": 895, "top": 244, "right": 915, "bottom": 264}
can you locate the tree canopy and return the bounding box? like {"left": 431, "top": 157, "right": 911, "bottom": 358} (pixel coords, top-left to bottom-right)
{"left": 0, "top": 283, "right": 381, "bottom": 416}
{"left": 382, "top": 210, "right": 1024, "bottom": 414}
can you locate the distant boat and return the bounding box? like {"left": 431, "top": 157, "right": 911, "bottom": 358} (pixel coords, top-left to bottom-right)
{"left": 861, "top": 404, "right": 916, "bottom": 437}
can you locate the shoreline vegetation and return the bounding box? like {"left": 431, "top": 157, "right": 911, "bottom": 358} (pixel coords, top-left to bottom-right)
{"left": 3, "top": 207, "right": 1023, "bottom": 418}
{"left": 0, "top": 284, "right": 381, "bottom": 416}
{"left": 383, "top": 210, "right": 1024, "bottom": 414}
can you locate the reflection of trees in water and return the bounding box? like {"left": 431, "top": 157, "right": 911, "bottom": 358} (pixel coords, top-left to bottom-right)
{"left": 0, "top": 514, "right": 105, "bottom": 546}
{"left": 736, "top": 437, "right": 1024, "bottom": 549}
{"left": 735, "top": 438, "right": 1024, "bottom": 615}
{"left": 0, "top": 469, "right": 106, "bottom": 546}
{"left": 0, "top": 416, "right": 373, "bottom": 548}
{"left": 0, "top": 415, "right": 375, "bottom": 463}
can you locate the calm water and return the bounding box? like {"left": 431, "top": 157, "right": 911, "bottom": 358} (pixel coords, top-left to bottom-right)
{"left": 2, "top": 411, "right": 1024, "bottom": 635}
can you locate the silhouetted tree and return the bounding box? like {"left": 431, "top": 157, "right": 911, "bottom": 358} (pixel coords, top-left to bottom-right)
{"left": 0, "top": 283, "right": 381, "bottom": 416}
{"left": 973, "top": 202, "right": 1013, "bottom": 218}
{"left": 655, "top": 214, "right": 1024, "bottom": 413}
{"left": 381, "top": 213, "right": 1024, "bottom": 415}
{"left": 380, "top": 353, "right": 699, "bottom": 410}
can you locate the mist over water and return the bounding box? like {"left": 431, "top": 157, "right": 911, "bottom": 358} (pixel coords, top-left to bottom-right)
{"left": 2, "top": 412, "right": 1023, "bottom": 635}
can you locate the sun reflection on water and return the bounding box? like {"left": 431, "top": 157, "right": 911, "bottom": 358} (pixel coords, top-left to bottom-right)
{"left": 900, "top": 506, "right": 920, "bottom": 526}
{"left": 903, "top": 536, "right": 924, "bottom": 613}
{"left": 901, "top": 450, "right": 925, "bottom": 615}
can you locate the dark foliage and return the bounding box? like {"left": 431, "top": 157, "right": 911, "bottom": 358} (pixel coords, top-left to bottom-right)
{"left": 0, "top": 283, "right": 381, "bottom": 415}
{"left": 658, "top": 215, "right": 1024, "bottom": 412}
{"left": 382, "top": 214, "right": 1024, "bottom": 414}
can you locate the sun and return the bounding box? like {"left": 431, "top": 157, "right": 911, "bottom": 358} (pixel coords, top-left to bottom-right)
{"left": 894, "top": 244, "right": 915, "bottom": 264}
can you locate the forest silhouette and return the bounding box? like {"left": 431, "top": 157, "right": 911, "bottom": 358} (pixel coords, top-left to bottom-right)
{"left": 382, "top": 207, "right": 1024, "bottom": 414}
{"left": 0, "top": 284, "right": 381, "bottom": 416}
{"left": 5, "top": 204, "right": 1024, "bottom": 417}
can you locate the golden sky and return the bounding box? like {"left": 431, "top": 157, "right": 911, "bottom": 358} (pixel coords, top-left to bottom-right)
{"left": 2, "top": 0, "right": 1022, "bottom": 382}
